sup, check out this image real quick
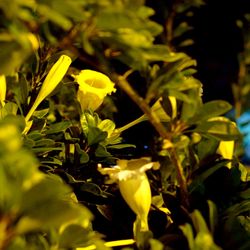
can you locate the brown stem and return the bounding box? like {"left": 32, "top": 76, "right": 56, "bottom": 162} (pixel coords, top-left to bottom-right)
{"left": 113, "top": 73, "right": 189, "bottom": 208}
{"left": 166, "top": 10, "right": 175, "bottom": 48}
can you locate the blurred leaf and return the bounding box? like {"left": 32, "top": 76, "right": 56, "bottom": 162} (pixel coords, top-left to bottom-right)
{"left": 0, "top": 41, "right": 31, "bottom": 75}
{"left": 207, "top": 200, "right": 218, "bottom": 234}
{"left": 17, "top": 175, "right": 92, "bottom": 232}
{"left": 37, "top": 4, "right": 72, "bottom": 30}
{"left": 180, "top": 210, "right": 221, "bottom": 250}
{"left": 197, "top": 137, "right": 219, "bottom": 161}
{"left": 224, "top": 200, "right": 250, "bottom": 218}
{"left": 107, "top": 143, "right": 136, "bottom": 149}
{"left": 194, "top": 119, "right": 241, "bottom": 140}
{"left": 191, "top": 210, "right": 209, "bottom": 234}
{"left": 189, "top": 161, "right": 228, "bottom": 194}
{"left": 188, "top": 101, "right": 232, "bottom": 125}
{"left": 180, "top": 87, "right": 202, "bottom": 121}
{"left": 45, "top": 121, "right": 71, "bottom": 134}
{"left": 180, "top": 223, "right": 194, "bottom": 249}
{"left": 0, "top": 102, "right": 18, "bottom": 119}
{"left": 149, "top": 238, "right": 164, "bottom": 250}
{"left": 59, "top": 224, "right": 95, "bottom": 248}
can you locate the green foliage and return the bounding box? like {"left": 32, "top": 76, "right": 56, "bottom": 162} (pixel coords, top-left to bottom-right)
{"left": 0, "top": 0, "right": 249, "bottom": 250}
{"left": 0, "top": 117, "right": 105, "bottom": 250}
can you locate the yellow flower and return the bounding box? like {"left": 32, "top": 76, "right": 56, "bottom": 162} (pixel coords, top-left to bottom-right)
{"left": 25, "top": 55, "right": 72, "bottom": 123}
{"left": 0, "top": 75, "right": 6, "bottom": 107}
{"left": 74, "top": 70, "right": 116, "bottom": 111}
{"left": 98, "top": 158, "right": 159, "bottom": 232}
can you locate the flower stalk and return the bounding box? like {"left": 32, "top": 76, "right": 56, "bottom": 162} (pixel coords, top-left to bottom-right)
{"left": 112, "top": 72, "right": 189, "bottom": 209}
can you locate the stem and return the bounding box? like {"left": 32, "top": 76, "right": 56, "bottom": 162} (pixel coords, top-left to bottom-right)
{"left": 169, "top": 148, "right": 189, "bottom": 208}
{"left": 116, "top": 74, "right": 171, "bottom": 140}
{"left": 76, "top": 239, "right": 135, "bottom": 250}
{"left": 113, "top": 73, "right": 189, "bottom": 208}
{"left": 115, "top": 115, "right": 147, "bottom": 134}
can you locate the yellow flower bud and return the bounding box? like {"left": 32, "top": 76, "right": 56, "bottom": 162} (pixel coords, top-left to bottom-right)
{"left": 74, "top": 70, "right": 116, "bottom": 111}
{"left": 25, "top": 55, "right": 72, "bottom": 122}
{"left": 0, "top": 75, "right": 6, "bottom": 107}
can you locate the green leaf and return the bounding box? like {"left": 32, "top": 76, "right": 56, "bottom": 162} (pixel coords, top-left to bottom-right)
{"left": 189, "top": 162, "right": 228, "bottom": 194}
{"left": 45, "top": 121, "right": 71, "bottom": 134}
{"left": 180, "top": 87, "right": 202, "bottom": 121}
{"left": 107, "top": 143, "right": 136, "bottom": 149}
{"left": 197, "top": 137, "right": 219, "bottom": 161}
{"left": 191, "top": 210, "right": 209, "bottom": 234}
{"left": 0, "top": 41, "right": 31, "bottom": 75}
{"left": 180, "top": 223, "right": 194, "bottom": 249}
{"left": 37, "top": 4, "right": 72, "bottom": 30}
{"left": 75, "top": 143, "right": 89, "bottom": 163}
{"left": 87, "top": 126, "right": 107, "bottom": 145}
{"left": 194, "top": 119, "right": 241, "bottom": 140}
{"left": 18, "top": 175, "right": 92, "bottom": 231}
{"left": 98, "top": 119, "right": 116, "bottom": 136}
{"left": 59, "top": 225, "right": 94, "bottom": 248}
{"left": 149, "top": 239, "right": 164, "bottom": 250}
{"left": 0, "top": 102, "right": 18, "bottom": 119}
{"left": 207, "top": 200, "right": 218, "bottom": 234}
{"left": 95, "top": 144, "right": 112, "bottom": 158}
{"left": 187, "top": 101, "right": 232, "bottom": 125}
{"left": 80, "top": 111, "right": 100, "bottom": 136}
{"left": 142, "top": 46, "right": 187, "bottom": 62}
{"left": 34, "top": 139, "right": 55, "bottom": 148}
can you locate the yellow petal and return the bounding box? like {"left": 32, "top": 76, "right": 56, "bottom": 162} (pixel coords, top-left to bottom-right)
{"left": 118, "top": 173, "right": 151, "bottom": 231}
{"left": 74, "top": 70, "right": 116, "bottom": 111}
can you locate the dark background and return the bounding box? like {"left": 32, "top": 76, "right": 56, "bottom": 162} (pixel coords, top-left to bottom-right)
{"left": 147, "top": 0, "right": 249, "bottom": 103}
{"left": 114, "top": 0, "right": 250, "bottom": 155}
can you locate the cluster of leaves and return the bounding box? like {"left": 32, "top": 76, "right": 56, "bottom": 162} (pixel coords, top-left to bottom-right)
{"left": 0, "top": 116, "right": 106, "bottom": 250}
{"left": 1, "top": 0, "right": 250, "bottom": 250}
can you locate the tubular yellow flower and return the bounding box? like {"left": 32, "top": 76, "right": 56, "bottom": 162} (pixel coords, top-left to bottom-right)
{"left": 0, "top": 75, "right": 6, "bottom": 107}
{"left": 74, "top": 70, "right": 116, "bottom": 111}
{"left": 25, "top": 55, "right": 72, "bottom": 122}
{"left": 98, "top": 158, "right": 159, "bottom": 232}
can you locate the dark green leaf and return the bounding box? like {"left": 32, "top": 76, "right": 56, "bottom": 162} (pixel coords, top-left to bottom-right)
{"left": 45, "top": 121, "right": 71, "bottom": 134}
{"left": 75, "top": 143, "right": 89, "bottom": 163}
{"left": 188, "top": 101, "right": 232, "bottom": 125}
{"left": 95, "top": 144, "right": 112, "bottom": 158}
{"left": 87, "top": 126, "right": 107, "bottom": 145}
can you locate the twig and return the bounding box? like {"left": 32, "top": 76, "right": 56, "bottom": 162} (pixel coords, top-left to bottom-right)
{"left": 113, "top": 72, "right": 189, "bottom": 208}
